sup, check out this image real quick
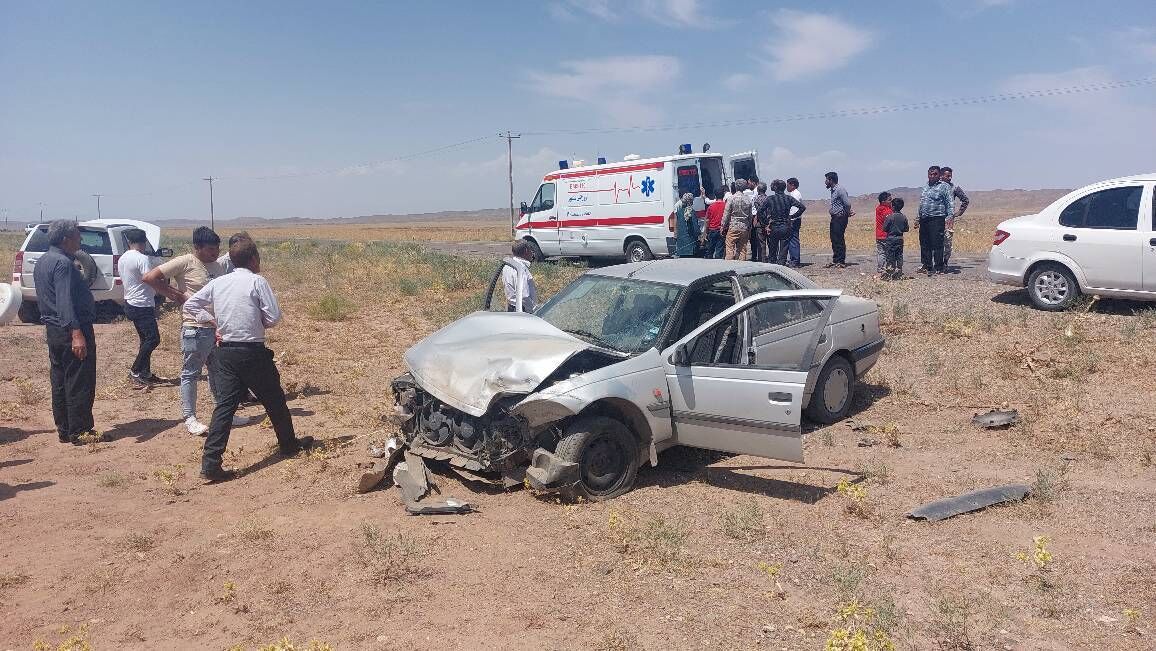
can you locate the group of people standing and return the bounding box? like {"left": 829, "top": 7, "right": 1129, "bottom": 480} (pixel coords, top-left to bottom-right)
{"left": 670, "top": 175, "right": 807, "bottom": 264}
{"left": 870, "top": 165, "right": 970, "bottom": 277}
{"left": 33, "top": 221, "right": 311, "bottom": 482}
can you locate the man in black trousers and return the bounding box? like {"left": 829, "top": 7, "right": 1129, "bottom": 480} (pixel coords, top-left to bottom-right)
{"left": 182, "top": 237, "right": 313, "bottom": 481}
{"left": 33, "top": 220, "right": 98, "bottom": 444}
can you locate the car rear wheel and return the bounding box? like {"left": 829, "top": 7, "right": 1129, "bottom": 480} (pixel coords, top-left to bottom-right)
{"left": 804, "top": 355, "right": 855, "bottom": 424}
{"left": 1027, "top": 263, "right": 1079, "bottom": 311}
{"left": 625, "top": 239, "right": 653, "bottom": 263}
{"left": 554, "top": 415, "right": 639, "bottom": 501}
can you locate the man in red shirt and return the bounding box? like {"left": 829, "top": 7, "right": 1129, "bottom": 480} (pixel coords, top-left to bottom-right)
{"left": 704, "top": 188, "right": 727, "bottom": 259}
{"left": 875, "top": 191, "right": 893, "bottom": 277}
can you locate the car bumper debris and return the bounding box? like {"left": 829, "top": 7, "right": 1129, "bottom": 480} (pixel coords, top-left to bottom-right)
{"left": 972, "top": 409, "right": 1020, "bottom": 429}
{"left": 524, "top": 448, "right": 579, "bottom": 493}
{"left": 907, "top": 483, "right": 1032, "bottom": 522}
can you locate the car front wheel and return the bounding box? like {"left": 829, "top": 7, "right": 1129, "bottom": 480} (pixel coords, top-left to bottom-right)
{"left": 1027, "top": 263, "right": 1080, "bottom": 311}
{"left": 805, "top": 355, "right": 855, "bottom": 424}
{"left": 554, "top": 415, "right": 639, "bottom": 501}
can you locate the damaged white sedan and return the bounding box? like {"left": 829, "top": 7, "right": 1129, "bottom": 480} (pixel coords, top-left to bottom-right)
{"left": 391, "top": 259, "right": 883, "bottom": 501}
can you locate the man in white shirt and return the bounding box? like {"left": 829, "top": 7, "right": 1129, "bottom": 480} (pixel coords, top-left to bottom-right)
{"left": 117, "top": 228, "right": 160, "bottom": 388}
{"left": 502, "top": 240, "right": 538, "bottom": 312}
{"left": 786, "top": 177, "right": 804, "bottom": 267}
{"left": 183, "top": 238, "right": 313, "bottom": 482}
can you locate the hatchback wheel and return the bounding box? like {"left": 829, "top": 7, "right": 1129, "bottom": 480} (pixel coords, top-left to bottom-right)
{"left": 804, "top": 356, "right": 855, "bottom": 424}
{"left": 1027, "top": 263, "right": 1079, "bottom": 311}
{"left": 554, "top": 416, "right": 639, "bottom": 501}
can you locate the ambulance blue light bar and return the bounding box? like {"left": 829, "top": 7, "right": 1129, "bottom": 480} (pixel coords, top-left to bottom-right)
{"left": 558, "top": 160, "right": 569, "bottom": 170}
{"left": 597, "top": 157, "right": 607, "bottom": 165}
{"left": 679, "top": 143, "right": 692, "bottom": 155}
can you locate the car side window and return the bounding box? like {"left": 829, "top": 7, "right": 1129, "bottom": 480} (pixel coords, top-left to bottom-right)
{"left": 685, "top": 314, "right": 741, "bottom": 366}
{"left": 1058, "top": 186, "right": 1142, "bottom": 230}
{"left": 24, "top": 228, "right": 50, "bottom": 253}
{"left": 79, "top": 229, "right": 113, "bottom": 255}
{"left": 739, "top": 272, "right": 798, "bottom": 295}
{"left": 749, "top": 298, "right": 825, "bottom": 338}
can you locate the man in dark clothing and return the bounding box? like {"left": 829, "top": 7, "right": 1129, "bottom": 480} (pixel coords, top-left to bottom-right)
{"left": 785, "top": 177, "right": 803, "bottom": 266}
{"left": 882, "top": 197, "right": 910, "bottom": 280}
{"left": 939, "top": 166, "right": 970, "bottom": 266}
{"left": 917, "top": 165, "right": 954, "bottom": 274}
{"left": 824, "top": 171, "right": 854, "bottom": 268}
{"left": 764, "top": 179, "right": 807, "bottom": 265}
{"left": 32, "top": 220, "right": 98, "bottom": 444}
{"left": 749, "top": 182, "right": 771, "bottom": 262}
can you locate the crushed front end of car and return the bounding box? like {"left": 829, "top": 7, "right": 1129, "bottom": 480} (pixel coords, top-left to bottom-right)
{"left": 389, "top": 311, "right": 626, "bottom": 489}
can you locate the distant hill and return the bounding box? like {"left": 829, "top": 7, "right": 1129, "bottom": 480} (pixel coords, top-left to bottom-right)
{"left": 152, "top": 188, "right": 1069, "bottom": 228}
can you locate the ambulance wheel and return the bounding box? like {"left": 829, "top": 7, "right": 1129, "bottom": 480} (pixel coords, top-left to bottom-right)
{"left": 625, "top": 240, "right": 653, "bottom": 263}
{"left": 522, "top": 238, "right": 544, "bottom": 262}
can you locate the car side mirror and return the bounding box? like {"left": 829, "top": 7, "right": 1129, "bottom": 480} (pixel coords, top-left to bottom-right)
{"left": 520, "top": 201, "right": 529, "bottom": 214}
{"left": 158, "top": 247, "right": 174, "bottom": 258}
{"left": 672, "top": 343, "right": 690, "bottom": 367}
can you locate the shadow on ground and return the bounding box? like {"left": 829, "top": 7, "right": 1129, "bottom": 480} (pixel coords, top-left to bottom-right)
{"left": 0, "top": 427, "right": 55, "bottom": 445}
{"left": 103, "top": 418, "right": 182, "bottom": 443}
{"left": 0, "top": 480, "right": 55, "bottom": 501}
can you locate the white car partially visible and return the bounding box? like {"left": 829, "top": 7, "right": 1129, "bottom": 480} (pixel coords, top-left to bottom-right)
{"left": 988, "top": 173, "right": 1156, "bottom": 311}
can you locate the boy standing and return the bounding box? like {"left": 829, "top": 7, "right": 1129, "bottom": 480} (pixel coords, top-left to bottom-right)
{"left": 874, "top": 192, "right": 893, "bottom": 277}
{"left": 882, "top": 197, "right": 910, "bottom": 280}
{"left": 143, "top": 226, "right": 248, "bottom": 435}
{"left": 117, "top": 228, "right": 160, "bottom": 388}
{"left": 183, "top": 238, "right": 313, "bottom": 481}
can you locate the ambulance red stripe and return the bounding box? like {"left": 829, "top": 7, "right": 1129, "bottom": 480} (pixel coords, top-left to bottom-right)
{"left": 543, "top": 161, "right": 664, "bottom": 181}
{"left": 516, "top": 215, "right": 665, "bottom": 230}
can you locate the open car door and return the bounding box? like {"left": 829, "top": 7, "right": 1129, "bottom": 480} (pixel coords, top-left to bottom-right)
{"left": 661, "top": 289, "right": 840, "bottom": 462}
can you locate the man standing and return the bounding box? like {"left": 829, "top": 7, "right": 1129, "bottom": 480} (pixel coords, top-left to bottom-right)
{"left": 503, "top": 240, "right": 538, "bottom": 312}
{"left": 722, "top": 182, "right": 753, "bottom": 260}
{"left": 143, "top": 226, "right": 247, "bottom": 435}
{"left": 786, "top": 178, "right": 803, "bottom": 266}
{"left": 670, "top": 192, "right": 700, "bottom": 258}
{"left": 939, "top": 166, "right": 970, "bottom": 266}
{"left": 764, "top": 179, "right": 807, "bottom": 265}
{"left": 874, "top": 192, "right": 893, "bottom": 278}
{"left": 184, "top": 238, "right": 314, "bottom": 482}
{"left": 824, "top": 172, "right": 854, "bottom": 268}
{"left": 917, "top": 165, "right": 954, "bottom": 274}
{"left": 117, "top": 228, "right": 160, "bottom": 388}
{"left": 33, "top": 220, "right": 97, "bottom": 445}
{"left": 703, "top": 188, "right": 727, "bottom": 259}
{"left": 750, "top": 182, "right": 771, "bottom": 262}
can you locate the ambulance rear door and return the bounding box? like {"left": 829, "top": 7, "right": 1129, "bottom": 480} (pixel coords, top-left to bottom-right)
{"left": 727, "top": 151, "right": 760, "bottom": 184}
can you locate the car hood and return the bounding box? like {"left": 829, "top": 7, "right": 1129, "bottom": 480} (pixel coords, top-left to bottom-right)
{"left": 403, "top": 311, "right": 592, "bottom": 417}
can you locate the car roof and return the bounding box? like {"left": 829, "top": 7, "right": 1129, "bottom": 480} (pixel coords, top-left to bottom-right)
{"left": 586, "top": 259, "right": 794, "bottom": 286}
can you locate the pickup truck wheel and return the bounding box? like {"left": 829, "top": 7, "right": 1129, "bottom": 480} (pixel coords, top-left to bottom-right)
{"left": 804, "top": 356, "right": 855, "bottom": 425}
{"left": 625, "top": 240, "right": 653, "bottom": 263}
{"left": 1027, "top": 263, "right": 1079, "bottom": 311}
{"left": 17, "top": 300, "right": 41, "bottom": 324}
{"left": 554, "top": 416, "right": 639, "bottom": 501}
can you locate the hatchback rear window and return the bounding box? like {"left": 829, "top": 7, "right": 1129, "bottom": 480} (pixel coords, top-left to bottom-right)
{"left": 22, "top": 227, "right": 112, "bottom": 255}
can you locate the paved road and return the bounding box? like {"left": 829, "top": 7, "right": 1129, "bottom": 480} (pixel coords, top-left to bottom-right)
{"left": 427, "top": 240, "right": 991, "bottom": 282}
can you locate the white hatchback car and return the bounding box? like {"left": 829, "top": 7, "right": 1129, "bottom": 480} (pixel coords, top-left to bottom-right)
{"left": 988, "top": 173, "right": 1156, "bottom": 310}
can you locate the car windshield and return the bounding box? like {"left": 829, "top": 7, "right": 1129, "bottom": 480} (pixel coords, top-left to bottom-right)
{"left": 536, "top": 275, "right": 682, "bottom": 354}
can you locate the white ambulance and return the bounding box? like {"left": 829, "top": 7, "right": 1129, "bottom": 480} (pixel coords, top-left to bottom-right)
{"left": 516, "top": 149, "right": 759, "bottom": 262}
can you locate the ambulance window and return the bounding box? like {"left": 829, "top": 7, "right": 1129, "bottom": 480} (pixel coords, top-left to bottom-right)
{"left": 531, "top": 183, "right": 556, "bottom": 212}
{"left": 676, "top": 166, "right": 700, "bottom": 197}
{"left": 731, "top": 158, "right": 756, "bottom": 182}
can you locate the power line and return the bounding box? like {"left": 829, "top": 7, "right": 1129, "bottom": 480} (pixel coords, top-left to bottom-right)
{"left": 520, "top": 75, "right": 1156, "bottom": 137}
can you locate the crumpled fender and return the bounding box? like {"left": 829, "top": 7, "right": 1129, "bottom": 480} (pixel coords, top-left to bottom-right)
{"left": 511, "top": 393, "right": 587, "bottom": 428}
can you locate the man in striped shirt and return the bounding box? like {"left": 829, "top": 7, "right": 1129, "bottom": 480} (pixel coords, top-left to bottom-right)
{"left": 764, "top": 179, "right": 807, "bottom": 265}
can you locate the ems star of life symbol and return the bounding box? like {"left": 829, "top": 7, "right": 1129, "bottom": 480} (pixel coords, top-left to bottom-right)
{"left": 640, "top": 176, "right": 655, "bottom": 197}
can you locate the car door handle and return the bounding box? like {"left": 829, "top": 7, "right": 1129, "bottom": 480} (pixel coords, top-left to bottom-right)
{"left": 1063, "top": 234, "right": 1077, "bottom": 242}
{"left": 768, "top": 391, "right": 792, "bottom": 403}
{"left": 1149, "top": 238, "right": 1156, "bottom": 246}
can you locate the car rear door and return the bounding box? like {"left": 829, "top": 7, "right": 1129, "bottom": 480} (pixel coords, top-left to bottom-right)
{"left": 79, "top": 227, "right": 115, "bottom": 290}
{"left": 1053, "top": 184, "right": 1144, "bottom": 290}
{"left": 661, "top": 290, "right": 839, "bottom": 462}
{"left": 1140, "top": 185, "right": 1156, "bottom": 291}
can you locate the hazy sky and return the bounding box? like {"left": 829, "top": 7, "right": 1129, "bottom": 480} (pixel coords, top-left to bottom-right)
{"left": 2, "top": 0, "right": 1155, "bottom": 222}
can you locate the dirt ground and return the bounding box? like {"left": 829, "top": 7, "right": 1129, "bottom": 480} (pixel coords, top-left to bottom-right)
{"left": 2, "top": 229, "right": 1155, "bottom": 650}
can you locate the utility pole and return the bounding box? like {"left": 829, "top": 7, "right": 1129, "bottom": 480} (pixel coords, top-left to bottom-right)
{"left": 92, "top": 194, "right": 103, "bottom": 219}
{"left": 38, "top": 202, "right": 45, "bottom": 223}
{"left": 202, "top": 176, "right": 216, "bottom": 230}
{"left": 498, "top": 131, "right": 521, "bottom": 236}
